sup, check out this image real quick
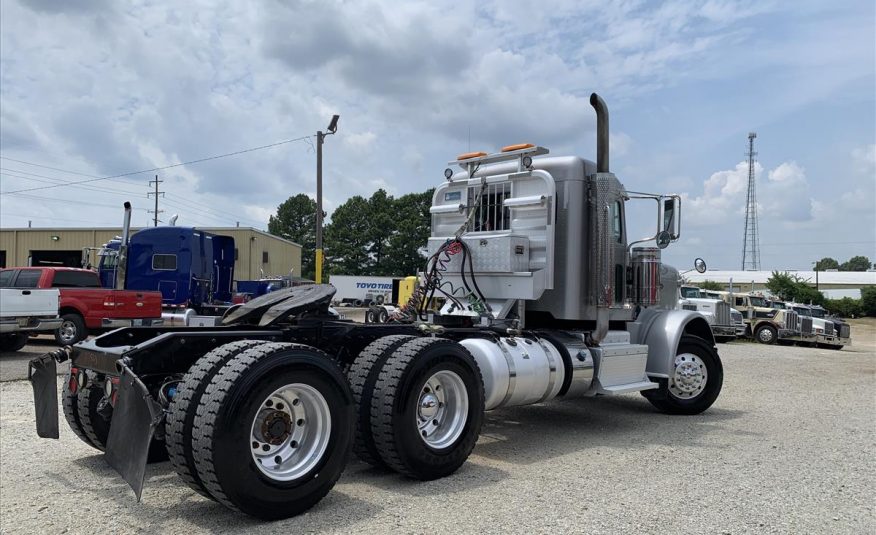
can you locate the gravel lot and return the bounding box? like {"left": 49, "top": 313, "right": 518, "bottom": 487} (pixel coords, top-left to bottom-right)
{"left": 1, "top": 321, "right": 873, "bottom": 534}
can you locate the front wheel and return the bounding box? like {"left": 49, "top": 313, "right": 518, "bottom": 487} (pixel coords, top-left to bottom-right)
{"left": 755, "top": 324, "right": 777, "bottom": 345}
{"left": 369, "top": 337, "right": 484, "bottom": 480}
{"left": 642, "top": 334, "right": 723, "bottom": 415}
{"left": 190, "top": 343, "right": 354, "bottom": 520}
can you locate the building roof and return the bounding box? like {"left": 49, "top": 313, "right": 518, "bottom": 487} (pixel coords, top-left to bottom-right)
{"left": 685, "top": 270, "right": 876, "bottom": 286}
{"left": 1, "top": 226, "right": 302, "bottom": 248}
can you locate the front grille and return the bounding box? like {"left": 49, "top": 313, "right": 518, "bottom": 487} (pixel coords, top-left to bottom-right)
{"left": 801, "top": 317, "right": 813, "bottom": 334}
{"left": 839, "top": 324, "right": 851, "bottom": 338}
{"left": 784, "top": 310, "right": 798, "bottom": 331}
{"left": 824, "top": 322, "right": 835, "bottom": 336}
{"left": 715, "top": 301, "right": 731, "bottom": 326}
{"left": 682, "top": 304, "right": 698, "bottom": 311}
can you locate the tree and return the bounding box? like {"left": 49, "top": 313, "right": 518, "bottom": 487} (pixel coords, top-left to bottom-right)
{"left": 268, "top": 194, "right": 317, "bottom": 279}
{"left": 324, "top": 196, "right": 372, "bottom": 275}
{"left": 383, "top": 189, "right": 434, "bottom": 276}
{"left": 765, "top": 271, "right": 799, "bottom": 301}
{"left": 367, "top": 189, "right": 396, "bottom": 275}
{"left": 813, "top": 257, "right": 839, "bottom": 271}
{"left": 697, "top": 280, "right": 724, "bottom": 291}
{"left": 861, "top": 286, "right": 876, "bottom": 316}
{"left": 840, "top": 255, "right": 871, "bottom": 272}
{"left": 825, "top": 297, "right": 862, "bottom": 318}
{"left": 765, "top": 271, "right": 826, "bottom": 306}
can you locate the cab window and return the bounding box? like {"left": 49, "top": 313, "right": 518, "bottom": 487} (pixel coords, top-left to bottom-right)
{"left": 152, "top": 254, "right": 178, "bottom": 271}
{"left": 735, "top": 297, "right": 745, "bottom": 307}
{"left": 610, "top": 201, "right": 623, "bottom": 243}
{"left": 12, "top": 269, "right": 41, "bottom": 288}
{"left": 0, "top": 270, "right": 13, "bottom": 287}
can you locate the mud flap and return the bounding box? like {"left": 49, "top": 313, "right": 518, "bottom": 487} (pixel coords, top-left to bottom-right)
{"left": 27, "top": 353, "right": 59, "bottom": 439}
{"left": 105, "top": 363, "right": 163, "bottom": 502}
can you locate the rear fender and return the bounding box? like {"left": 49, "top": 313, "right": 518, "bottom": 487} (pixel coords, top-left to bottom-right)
{"left": 628, "top": 308, "right": 715, "bottom": 378}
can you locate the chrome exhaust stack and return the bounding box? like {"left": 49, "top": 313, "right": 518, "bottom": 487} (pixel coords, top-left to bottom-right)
{"left": 115, "top": 201, "right": 132, "bottom": 290}
{"left": 589, "top": 93, "right": 611, "bottom": 344}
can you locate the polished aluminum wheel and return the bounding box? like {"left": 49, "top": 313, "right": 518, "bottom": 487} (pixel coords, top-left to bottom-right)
{"left": 669, "top": 353, "right": 708, "bottom": 399}
{"left": 58, "top": 320, "right": 79, "bottom": 344}
{"left": 416, "top": 370, "right": 468, "bottom": 449}
{"left": 250, "top": 383, "right": 331, "bottom": 482}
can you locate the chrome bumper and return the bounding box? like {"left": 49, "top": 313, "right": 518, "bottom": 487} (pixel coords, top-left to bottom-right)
{"left": 0, "top": 317, "right": 64, "bottom": 334}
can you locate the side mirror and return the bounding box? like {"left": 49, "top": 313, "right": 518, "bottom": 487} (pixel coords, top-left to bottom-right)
{"left": 659, "top": 196, "right": 681, "bottom": 241}
{"left": 694, "top": 258, "right": 707, "bottom": 273}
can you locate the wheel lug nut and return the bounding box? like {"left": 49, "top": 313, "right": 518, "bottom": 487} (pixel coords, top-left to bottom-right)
{"left": 274, "top": 455, "right": 282, "bottom": 464}
{"left": 265, "top": 400, "right": 273, "bottom": 407}
{"left": 252, "top": 441, "right": 259, "bottom": 449}
{"left": 262, "top": 444, "right": 270, "bottom": 451}
{"left": 432, "top": 419, "right": 439, "bottom": 426}
{"left": 291, "top": 440, "right": 298, "bottom": 448}
{"left": 276, "top": 403, "right": 284, "bottom": 410}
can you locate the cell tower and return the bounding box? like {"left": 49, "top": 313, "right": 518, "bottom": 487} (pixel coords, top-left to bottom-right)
{"left": 741, "top": 132, "right": 760, "bottom": 270}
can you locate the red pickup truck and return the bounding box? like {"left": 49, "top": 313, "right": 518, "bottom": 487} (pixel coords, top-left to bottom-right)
{"left": 0, "top": 267, "right": 163, "bottom": 345}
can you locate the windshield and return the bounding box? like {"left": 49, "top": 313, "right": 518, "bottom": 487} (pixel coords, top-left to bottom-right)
{"left": 771, "top": 301, "right": 786, "bottom": 309}
{"left": 809, "top": 308, "right": 825, "bottom": 318}
{"left": 749, "top": 296, "right": 768, "bottom": 307}
{"left": 793, "top": 306, "right": 811, "bottom": 316}
{"left": 98, "top": 248, "right": 118, "bottom": 269}
{"left": 680, "top": 287, "right": 702, "bottom": 298}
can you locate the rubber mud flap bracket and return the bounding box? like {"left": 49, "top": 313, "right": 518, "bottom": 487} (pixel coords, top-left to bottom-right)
{"left": 105, "top": 363, "right": 164, "bottom": 502}
{"left": 28, "top": 353, "right": 59, "bottom": 439}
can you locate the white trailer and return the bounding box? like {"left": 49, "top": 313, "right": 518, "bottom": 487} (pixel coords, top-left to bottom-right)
{"left": 328, "top": 275, "right": 396, "bottom": 306}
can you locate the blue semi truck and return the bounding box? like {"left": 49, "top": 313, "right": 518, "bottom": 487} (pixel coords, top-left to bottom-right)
{"left": 97, "top": 206, "right": 236, "bottom": 322}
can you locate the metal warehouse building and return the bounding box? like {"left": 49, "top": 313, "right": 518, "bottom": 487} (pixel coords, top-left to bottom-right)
{"left": 0, "top": 227, "right": 302, "bottom": 281}
{"left": 685, "top": 270, "right": 876, "bottom": 298}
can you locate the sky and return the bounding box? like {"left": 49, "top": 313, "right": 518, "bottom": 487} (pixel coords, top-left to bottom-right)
{"left": 1, "top": 0, "right": 874, "bottom": 271}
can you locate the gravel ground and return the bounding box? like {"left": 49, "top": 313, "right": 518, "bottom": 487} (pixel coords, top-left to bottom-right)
{"left": 1, "top": 321, "right": 873, "bottom": 534}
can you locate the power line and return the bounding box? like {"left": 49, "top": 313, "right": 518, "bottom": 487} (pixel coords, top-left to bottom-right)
{"left": 0, "top": 134, "right": 311, "bottom": 194}
{"left": 1, "top": 167, "right": 266, "bottom": 227}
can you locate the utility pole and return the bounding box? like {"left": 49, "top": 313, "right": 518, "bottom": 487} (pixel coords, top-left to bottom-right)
{"left": 315, "top": 114, "right": 340, "bottom": 283}
{"left": 147, "top": 175, "right": 165, "bottom": 227}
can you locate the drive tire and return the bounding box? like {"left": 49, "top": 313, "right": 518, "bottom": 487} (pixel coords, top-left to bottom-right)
{"left": 0, "top": 333, "right": 28, "bottom": 352}
{"left": 167, "top": 340, "right": 269, "bottom": 498}
{"left": 642, "top": 334, "right": 723, "bottom": 415}
{"left": 77, "top": 379, "right": 112, "bottom": 451}
{"left": 76, "top": 370, "right": 168, "bottom": 462}
{"left": 55, "top": 313, "right": 86, "bottom": 346}
{"left": 755, "top": 324, "right": 777, "bottom": 345}
{"left": 62, "top": 368, "right": 93, "bottom": 447}
{"left": 190, "top": 343, "right": 354, "bottom": 520}
{"left": 347, "top": 335, "right": 417, "bottom": 468}
{"left": 370, "top": 337, "right": 484, "bottom": 480}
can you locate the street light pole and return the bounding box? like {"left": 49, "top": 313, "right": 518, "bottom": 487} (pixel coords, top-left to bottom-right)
{"left": 314, "top": 115, "right": 339, "bottom": 284}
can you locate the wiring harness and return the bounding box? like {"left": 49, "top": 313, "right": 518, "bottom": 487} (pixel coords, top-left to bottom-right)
{"left": 391, "top": 164, "right": 493, "bottom": 323}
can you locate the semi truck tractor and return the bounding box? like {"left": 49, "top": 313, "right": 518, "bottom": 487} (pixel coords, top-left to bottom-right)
{"left": 97, "top": 217, "right": 236, "bottom": 325}
{"left": 677, "top": 285, "right": 736, "bottom": 342}
{"left": 27, "top": 94, "right": 723, "bottom": 520}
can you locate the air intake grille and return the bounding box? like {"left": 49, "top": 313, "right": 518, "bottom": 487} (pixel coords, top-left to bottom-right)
{"left": 801, "top": 317, "right": 813, "bottom": 334}
{"left": 715, "top": 301, "right": 731, "bottom": 326}
{"left": 784, "top": 311, "right": 798, "bottom": 331}
{"left": 824, "top": 322, "right": 835, "bottom": 336}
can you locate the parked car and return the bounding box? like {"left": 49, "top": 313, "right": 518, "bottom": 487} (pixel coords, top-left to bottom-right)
{"left": 0, "top": 286, "right": 63, "bottom": 352}
{"left": 0, "top": 267, "right": 163, "bottom": 345}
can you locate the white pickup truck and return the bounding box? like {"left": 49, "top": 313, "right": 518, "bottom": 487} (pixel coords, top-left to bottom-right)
{"left": 0, "top": 288, "right": 63, "bottom": 352}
